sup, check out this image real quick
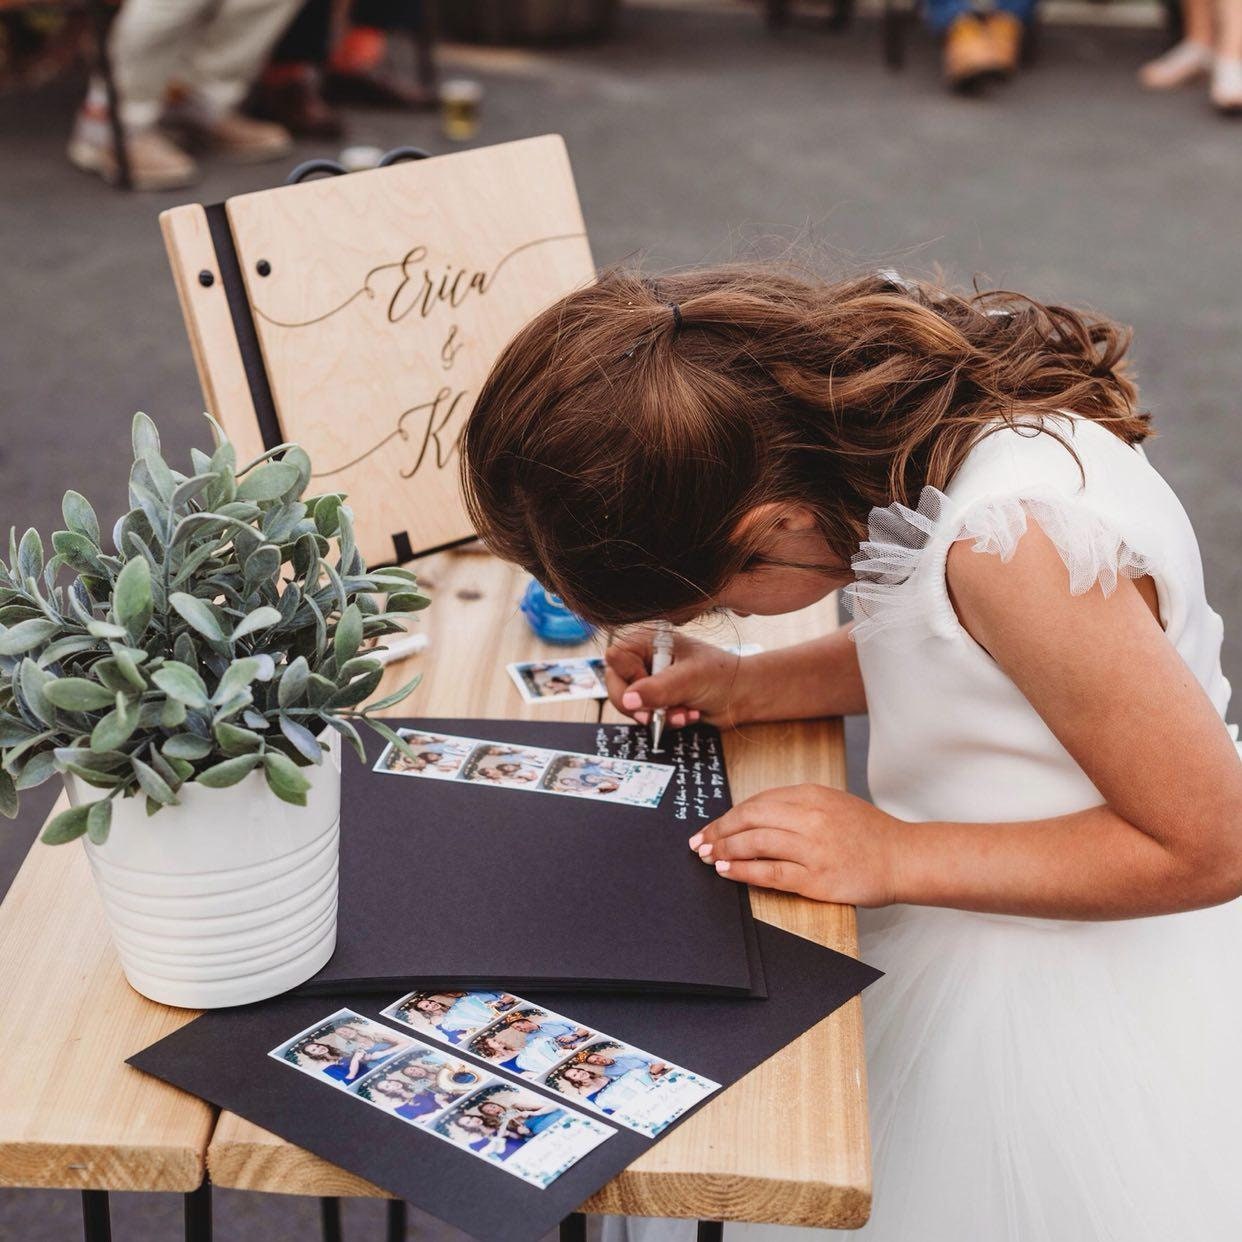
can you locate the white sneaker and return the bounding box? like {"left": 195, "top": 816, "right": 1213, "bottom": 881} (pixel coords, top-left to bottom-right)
{"left": 1211, "top": 56, "right": 1242, "bottom": 114}
{"left": 1138, "top": 39, "right": 1214, "bottom": 90}
{"left": 67, "top": 106, "right": 199, "bottom": 190}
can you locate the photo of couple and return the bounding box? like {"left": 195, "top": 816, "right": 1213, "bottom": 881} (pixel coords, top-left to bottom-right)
{"left": 352, "top": 1046, "right": 485, "bottom": 1122}
{"left": 270, "top": 1010, "right": 411, "bottom": 1089}
{"left": 383, "top": 990, "right": 522, "bottom": 1046}
{"left": 508, "top": 658, "right": 609, "bottom": 704}
{"left": 466, "top": 1007, "right": 596, "bottom": 1077}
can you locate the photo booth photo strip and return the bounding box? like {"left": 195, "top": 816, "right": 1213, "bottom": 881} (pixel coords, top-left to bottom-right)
{"left": 381, "top": 990, "right": 720, "bottom": 1138}
{"left": 507, "top": 658, "right": 609, "bottom": 704}
{"left": 272, "top": 1011, "right": 615, "bottom": 1189}
{"left": 373, "top": 728, "right": 674, "bottom": 809}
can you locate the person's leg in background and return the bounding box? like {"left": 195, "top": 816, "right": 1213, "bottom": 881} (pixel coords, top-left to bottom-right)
{"left": 68, "top": 0, "right": 211, "bottom": 189}
{"left": 249, "top": 0, "right": 346, "bottom": 137}
{"left": 1138, "top": 0, "right": 1215, "bottom": 89}
{"left": 1211, "top": 0, "right": 1242, "bottom": 110}
{"left": 987, "top": 0, "right": 1036, "bottom": 78}
{"left": 325, "top": 0, "right": 436, "bottom": 109}
{"left": 926, "top": 0, "right": 1009, "bottom": 92}
{"left": 173, "top": 0, "right": 305, "bottom": 160}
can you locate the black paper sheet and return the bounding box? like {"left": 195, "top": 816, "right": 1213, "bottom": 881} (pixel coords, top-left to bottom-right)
{"left": 130, "top": 922, "right": 881, "bottom": 1242}
{"left": 305, "top": 719, "right": 765, "bottom": 997}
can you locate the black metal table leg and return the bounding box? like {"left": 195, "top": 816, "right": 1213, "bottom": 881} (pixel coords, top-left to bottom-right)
{"left": 560, "top": 1211, "right": 587, "bottom": 1242}
{"left": 321, "top": 1196, "right": 344, "bottom": 1242}
{"left": 185, "top": 1179, "right": 212, "bottom": 1242}
{"left": 697, "top": 1223, "right": 724, "bottom": 1242}
{"left": 386, "top": 1199, "right": 407, "bottom": 1242}
{"left": 82, "top": 1190, "right": 112, "bottom": 1242}
{"left": 87, "top": 0, "right": 132, "bottom": 190}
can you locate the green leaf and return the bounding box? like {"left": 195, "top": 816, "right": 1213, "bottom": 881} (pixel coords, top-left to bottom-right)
{"left": 171, "top": 474, "right": 216, "bottom": 511}
{"left": 113, "top": 556, "right": 153, "bottom": 633}
{"left": 263, "top": 750, "right": 311, "bottom": 806}
{"left": 196, "top": 754, "right": 260, "bottom": 787}
{"left": 231, "top": 606, "right": 282, "bottom": 643}
{"left": 280, "top": 715, "right": 323, "bottom": 763}
{"left": 17, "top": 659, "right": 56, "bottom": 727}
{"left": 131, "top": 412, "right": 161, "bottom": 460}
{"left": 214, "top": 722, "right": 264, "bottom": 756}
{"left": 44, "top": 677, "right": 117, "bottom": 712}
{"left": 132, "top": 755, "right": 178, "bottom": 805}
{"left": 333, "top": 603, "right": 363, "bottom": 667}
{"left": 2, "top": 728, "right": 56, "bottom": 771}
{"left": 87, "top": 620, "right": 129, "bottom": 640}
{"left": 277, "top": 655, "right": 309, "bottom": 707}
{"left": 86, "top": 800, "right": 112, "bottom": 845}
{"left": 212, "top": 656, "right": 263, "bottom": 705}
{"left": 52, "top": 530, "right": 104, "bottom": 572}
{"left": 364, "top": 718, "right": 418, "bottom": 762}
{"left": 152, "top": 661, "right": 210, "bottom": 709}
{"left": 62, "top": 490, "right": 101, "bottom": 544}
{"left": 327, "top": 667, "right": 383, "bottom": 710}
{"left": 17, "top": 528, "right": 43, "bottom": 581}
{"left": 169, "top": 592, "right": 226, "bottom": 641}
{"left": 325, "top": 716, "right": 367, "bottom": 763}
{"left": 236, "top": 461, "right": 300, "bottom": 503}
{"left": 162, "top": 734, "right": 215, "bottom": 761}
{"left": 387, "top": 592, "right": 431, "bottom": 613}
{"left": 0, "top": 719, "right": 35, "bottom": 747}
{"left": 313, "top": 495, "right": 342, "bottom": 537}
{"left": 0, "top": 769, "right": 17, "bottom": 818}
{"left": 0, "top": 618, "right": 59, "bottom": 656}
{"left": 90, "top": 697, "right": 138, "bottom": 751}
{"left": 282, "top": 446, "right": 312, "bottom": 494}
{"left": 37, "top": 636, "right": 100, "bottom": 668}
{"left": 41, "top": 804, "right": 90, "bottom": 844}
{"left": 159, "top": 698, "right": 188, "bottom": 729}
{"left": 14, "top": 748, "right": 58, "bottom": 791}
{"left": 359, "top": 671, "right": 421, "bottom": 715}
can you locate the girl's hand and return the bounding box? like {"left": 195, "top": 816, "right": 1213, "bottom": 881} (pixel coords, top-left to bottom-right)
{"left": 604, "top": 627, "right": 753, "bottom": 730}
{"left": 689, "top": 784, "right": 901, "bottom": 907}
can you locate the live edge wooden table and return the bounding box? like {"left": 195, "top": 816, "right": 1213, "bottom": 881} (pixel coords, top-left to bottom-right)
{"left": 0, "top": 549, "right": 870, "bottom": 1241}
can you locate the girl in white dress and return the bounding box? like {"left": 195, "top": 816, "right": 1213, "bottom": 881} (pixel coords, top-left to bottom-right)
{"left": 460, "top": 265, "right": 1242, "bottom": 1241}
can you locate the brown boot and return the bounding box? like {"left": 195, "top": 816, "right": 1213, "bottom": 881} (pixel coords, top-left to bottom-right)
{"left": 984, "top": 11, "right": 1024, "bottom": 75}
{"left": 250, "top": 67, "right": 345, "bottom": 140}
{"left": 167, "top": 105, "right": 294, "bottom": 164}
{"left": 942, "top": 14, "right": 1007, "bottom": 92}
{"left": 67, "top": 107, "right": 199, "bottom": 190}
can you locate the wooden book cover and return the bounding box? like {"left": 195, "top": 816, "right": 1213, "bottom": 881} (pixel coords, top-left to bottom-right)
{"left": 161, "top": 135, "right": 595, "bottom": 565}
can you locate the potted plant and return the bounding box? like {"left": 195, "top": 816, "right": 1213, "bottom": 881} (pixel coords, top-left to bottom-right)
{"left": 0, "top": 413, "right": 428, "bottom": 1008}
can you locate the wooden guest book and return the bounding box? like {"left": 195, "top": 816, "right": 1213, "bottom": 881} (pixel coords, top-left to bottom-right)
{"left": 160, "top": 135, "right": 596, "bottom": 566}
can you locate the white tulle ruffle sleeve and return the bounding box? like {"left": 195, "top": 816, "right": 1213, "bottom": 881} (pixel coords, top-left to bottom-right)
{"left": 844, "top": 486, "right": 1158, "bottom": 646}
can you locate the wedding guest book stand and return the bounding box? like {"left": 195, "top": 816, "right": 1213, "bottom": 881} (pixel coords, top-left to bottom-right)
{"left": 0, "top": 138, "right": 871, "bottom": 1242}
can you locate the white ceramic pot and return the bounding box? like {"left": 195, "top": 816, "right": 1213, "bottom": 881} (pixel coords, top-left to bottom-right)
{"left": 68, "top": 733, "right": 341, "bottom": 1009}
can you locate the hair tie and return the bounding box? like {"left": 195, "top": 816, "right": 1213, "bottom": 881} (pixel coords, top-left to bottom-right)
{"left": 668, "top": 302, "right": 683, "bottom": 334}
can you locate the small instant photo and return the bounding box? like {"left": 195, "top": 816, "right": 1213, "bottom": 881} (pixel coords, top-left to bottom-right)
{"left": 269, "top": 1009, "right": 413, "bottom": 1090}
{"left": 428, "top": 1080, "right": 614, "bottom": 1188}
{"left": 350, "top": 1043, "right": 490, "bottom": 1124}
{"left": 540, "top": 1037, "right": 720, "bottom": 1138}
{"left": 465, "top": 1007, "right": 597, "bottom": 1078}
{"left": 373, "top": 729, "right": 475, "bottom": 780}
{"left": 539, "top": 753, "right": 673, "bottom": 809}
{"left": 507, "top": 658, "right": 608, "bottom": 704}
{"left": 382, "top": 990, "right": 523, "bottom": 1047}
{"left": 458, "top": 742, "right": 555, "bottom": 789}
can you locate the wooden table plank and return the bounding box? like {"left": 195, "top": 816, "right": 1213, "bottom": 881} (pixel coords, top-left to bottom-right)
{"left": 0, "top": 805, "right": 213, "bottom": 1191}
{"left": 210, "top": 559, "right": 872, "bottom": 1228}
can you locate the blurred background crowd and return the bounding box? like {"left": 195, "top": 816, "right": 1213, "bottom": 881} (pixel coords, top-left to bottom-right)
{"left": 0, "top": 0, "right": 1238, "bottom": 191}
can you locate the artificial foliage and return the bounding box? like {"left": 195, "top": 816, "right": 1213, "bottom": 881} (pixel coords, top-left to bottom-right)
{"left": 0, "top": 413, "right": 429, "bottom": 845}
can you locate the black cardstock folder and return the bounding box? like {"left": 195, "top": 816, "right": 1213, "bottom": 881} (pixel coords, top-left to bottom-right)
{"left": 131, "top": 922, "right": 882, "bottom": 1242}
{"left": 303, "top": 719, "right": 765, "bottom": 998}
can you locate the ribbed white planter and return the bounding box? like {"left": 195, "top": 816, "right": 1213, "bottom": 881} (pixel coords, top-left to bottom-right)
{"left": 67, "top": 733, "right": 341, "bottom": 1010}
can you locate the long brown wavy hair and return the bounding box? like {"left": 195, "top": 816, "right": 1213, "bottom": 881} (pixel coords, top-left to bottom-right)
{"left": 460, "top": 264, "right": 1150, "bottom": 627}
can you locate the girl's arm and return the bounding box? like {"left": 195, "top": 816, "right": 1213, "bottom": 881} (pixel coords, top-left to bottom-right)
{"left": 605, "top": 622, "right": 867, "bottom": 728}
{"left": 696, "top": 524, "right": 1242, "bottom": 918}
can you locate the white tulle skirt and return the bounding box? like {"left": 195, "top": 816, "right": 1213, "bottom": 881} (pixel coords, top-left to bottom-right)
{"left": 595, "top": 899, "right": 1242, "bottom": 1242}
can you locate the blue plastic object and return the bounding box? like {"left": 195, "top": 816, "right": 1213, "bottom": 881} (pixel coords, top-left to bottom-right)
{"left": 519, "top": 579, "right": 594, "bottom": 646}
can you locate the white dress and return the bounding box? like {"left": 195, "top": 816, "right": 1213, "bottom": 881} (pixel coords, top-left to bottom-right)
{"left": 598, "top": 415, "right": 1242, "bottom": 1242}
